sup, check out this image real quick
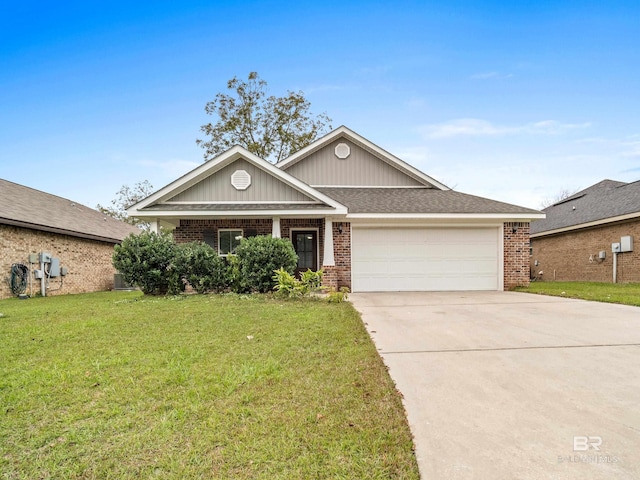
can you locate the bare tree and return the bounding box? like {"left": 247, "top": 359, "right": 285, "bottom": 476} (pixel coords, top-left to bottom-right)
{"left": 540, "top": 187, "right": 580, "bottom": 209}
{"left": 97, "top": 180, "right": 154, "bottom": 230}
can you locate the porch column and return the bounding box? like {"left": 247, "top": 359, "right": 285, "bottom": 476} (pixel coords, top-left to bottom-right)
{"left": 323, "top": 217, "right": 335, "bottom": 266}
{"left": 149, "top": 219, "right": 160, "bottom": 234}
{"left": 272, "top": 217, "right": 281, "bottom": 238}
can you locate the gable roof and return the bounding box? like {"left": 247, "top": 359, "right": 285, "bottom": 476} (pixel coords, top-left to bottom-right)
{"left": 531, "top": 179, "right": 640, "bottom": 236}
{"left": 318, "top": 187, "right": 542, "bottom": 218}
{"left": 276, "top": 126, "right": 450, "bottom": 190}
{"left": 0, "top": 178, "right": 139, "bottom": 243}
{"left": 128, "top": 146, "right": 348, "bottom": 220}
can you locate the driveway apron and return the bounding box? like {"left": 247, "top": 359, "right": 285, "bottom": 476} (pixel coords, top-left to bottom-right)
{"left": 350, "top": 291, "right": 640, "bottom": 480}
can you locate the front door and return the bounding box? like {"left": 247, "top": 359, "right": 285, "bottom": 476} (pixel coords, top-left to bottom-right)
{"left": 293, "top": 230, "right": 318, "bottom": 276}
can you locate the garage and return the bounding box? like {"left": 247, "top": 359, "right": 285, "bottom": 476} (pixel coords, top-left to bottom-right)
{"left": 351, "top": 227, "right": 501, "bottom": 292}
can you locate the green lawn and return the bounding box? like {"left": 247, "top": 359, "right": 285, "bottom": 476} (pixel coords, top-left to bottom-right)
{"left": 516, "top": 281, "right": 640, "bottom": 307}
{"left": 0, "top": 291, "right": 418, "bottom": 479}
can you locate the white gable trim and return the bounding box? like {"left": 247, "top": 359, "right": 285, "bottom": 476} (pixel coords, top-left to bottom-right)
{"left": 275, "top": 126, "right": 450, "bottom": 191}
{"left": 128, "top": 146, "right": 347, "bottom": 216}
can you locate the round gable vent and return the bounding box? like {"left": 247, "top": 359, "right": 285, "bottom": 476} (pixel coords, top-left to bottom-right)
{"left": 231, "top": 169, "right": 251, "bottom": 190}
{"left": 334, "top": 142, "right": 351, "bottom": 159}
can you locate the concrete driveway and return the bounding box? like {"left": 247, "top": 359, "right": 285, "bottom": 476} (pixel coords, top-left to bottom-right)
{"left": 350, "top": 291, "right": 640, "bottom": 480}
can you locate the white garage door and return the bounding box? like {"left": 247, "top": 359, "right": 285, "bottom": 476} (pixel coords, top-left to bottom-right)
{"left": 351, "top": 227, "right": 500, "bottom": 292}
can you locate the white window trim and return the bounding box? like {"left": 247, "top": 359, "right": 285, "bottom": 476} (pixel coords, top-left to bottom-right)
{"left": 218, "top": 228, "right": 244, "bottom": 256}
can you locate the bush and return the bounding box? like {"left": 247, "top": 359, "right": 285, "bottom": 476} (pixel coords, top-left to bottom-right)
{"left": 235, "top": 236, "right": 298, "bottom": 293}
{"left": 176, "top": 242, "right": 230, "bottom": 293}
{"left": 113, "top": 231, "right": 180, "bottom": 295}
{"left": 327, "top": 286, "right": 350, "bottom": 303}
{"left": 273, "top": 268, "right": 323, "bottom": 298}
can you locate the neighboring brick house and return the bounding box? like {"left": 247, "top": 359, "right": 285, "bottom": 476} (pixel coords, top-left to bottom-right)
{"left": 129, "top": 126, "right": 543, "bottom": 292}
{"left": 1, "top": 179, "right": 140, "bottom": 298}
{"left": 530, "top": 179, "right": 640, "bottom": 283}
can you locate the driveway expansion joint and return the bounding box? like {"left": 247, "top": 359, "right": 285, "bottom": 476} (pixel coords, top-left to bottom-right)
{"left": 380, "top": 343, "right": 640, "bottom": 355}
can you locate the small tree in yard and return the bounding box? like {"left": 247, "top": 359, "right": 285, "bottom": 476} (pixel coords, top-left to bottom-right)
{"left": 234, "top": 236, "right": 298, "bottom": 293}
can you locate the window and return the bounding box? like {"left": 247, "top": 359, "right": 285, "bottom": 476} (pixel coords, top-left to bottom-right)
{"left": 218, "top": 229, "right": 243, "bottom": 255}
{"left": 203, "top": 230, "right": 216, "bottom": 249}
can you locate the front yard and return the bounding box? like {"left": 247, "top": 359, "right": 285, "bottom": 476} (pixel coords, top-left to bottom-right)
{"left": 516, "top": 281, "right": 640, "bottom": 306}
{"left": 0, "top": 292, "right": 418, "bottom": 479}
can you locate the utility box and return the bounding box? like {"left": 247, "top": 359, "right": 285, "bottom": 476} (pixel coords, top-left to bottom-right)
{"left": 599, "top": 251, "right": 606, "bottom": 260}
{"left": 33, "top": 269, "right": 43, "bottom": 279}
{"left": 621, "top": 236, "right": 633, "bottom": 252}
{"left": 48, "top": 258, "right": 61, "bottom": 277}
{"left": 28, "top": 253, "right": 39, "bottom": 264}
{"left": 612, "top": 242, "right": 621, "bottom": 253}
{"left": 39, "top": 252, "right": 52, "bottom": 263}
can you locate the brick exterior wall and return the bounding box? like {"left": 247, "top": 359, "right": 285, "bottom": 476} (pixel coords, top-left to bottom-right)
{"left": 530, "top": 220, "right": 640, "bottom": 283}
{"left": 173, "top": 218, "right": 353, "bottom": 291}
{"left": 1, "top": 224, "right": 119, "bottom": 299}
{"left": 504, "top": 222, "right": 531, "bottom": 290}
{"left": 173, "top": 219, "right": 273, "bottom": 247}
{"left": 334, "top": 222, "right": 351, "bottom": 290}
{"left": 173, "top": 220, "right": 528, "bottom": 292}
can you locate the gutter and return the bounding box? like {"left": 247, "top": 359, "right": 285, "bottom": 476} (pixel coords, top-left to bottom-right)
{"left": 0, "top": 217, "right": 131, "bottom": 244}
{"left": 531, "top": 211, "right": 640, "bottom": 238}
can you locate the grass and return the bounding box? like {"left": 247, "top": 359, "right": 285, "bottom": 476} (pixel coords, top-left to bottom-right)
{"left": 515, "top": 281, "right": 640, "bottom": 307}
{"left": 0, "top": 291, "right": 419, "bottom": 479}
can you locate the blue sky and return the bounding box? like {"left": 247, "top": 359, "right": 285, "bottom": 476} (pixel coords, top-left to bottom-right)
{"left": 1, "top": 1, "right": 639, "bottom": 210}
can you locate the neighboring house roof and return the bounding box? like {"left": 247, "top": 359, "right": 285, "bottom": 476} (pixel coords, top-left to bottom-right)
{"left": 531, "top": 179, "right": 640, "bottom": 236}
{"left": 317, "top": 188, "right": 541, "bottom": 217}
{"left": 0, "top": 178, "right": 140, "bottom": 243}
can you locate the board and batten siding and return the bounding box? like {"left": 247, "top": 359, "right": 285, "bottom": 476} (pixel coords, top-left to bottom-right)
{"left": 168, "top": 159, "right": 313, "bottom": 202}
{"left": 283, "top": 139, "right": 424, "bottom": 187}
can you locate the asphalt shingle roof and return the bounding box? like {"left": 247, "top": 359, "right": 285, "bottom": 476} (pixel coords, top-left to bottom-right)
{"left": 531, "top": 179, "right": 640, "bottom": 234}
{"left": 316, "top": 187, "right": 541, "bottom": 214}
{"left": 141, "top": 203, "right": 330, "bottom": 211}
{"left": 0, "top": 178, "right": 140, "bottom": 242}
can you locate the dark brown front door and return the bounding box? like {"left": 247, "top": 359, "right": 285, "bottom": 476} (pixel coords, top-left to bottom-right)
{"left": 293, "top": 230, "right": 318, "bottom": 276}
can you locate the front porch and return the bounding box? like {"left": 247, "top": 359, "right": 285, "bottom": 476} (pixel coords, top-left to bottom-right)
{"left": 170, "top": 217, "right": 351, "bottom": 290}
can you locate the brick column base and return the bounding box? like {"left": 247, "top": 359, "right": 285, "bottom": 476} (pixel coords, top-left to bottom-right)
{"left": 322, "top": 266, "right": 338, "bottom": 290}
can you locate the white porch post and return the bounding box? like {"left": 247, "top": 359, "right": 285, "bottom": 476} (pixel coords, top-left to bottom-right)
{"left": 323, "top": 217, "right": 335, "bottom": 266}
{"left": 272, "top": 217, "right": 281, "bottom": 238}
{"left": 149, "top": 219, "right": 160, "bottom": 234}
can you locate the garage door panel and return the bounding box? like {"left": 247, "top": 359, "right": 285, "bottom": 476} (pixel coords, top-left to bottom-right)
{"left": 352, "top": 227, "right": 500, "bottom": 292}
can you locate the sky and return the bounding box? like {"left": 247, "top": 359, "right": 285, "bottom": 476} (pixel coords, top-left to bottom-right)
{"left": 1, "top": 1, "right": 639, "bottom": 210}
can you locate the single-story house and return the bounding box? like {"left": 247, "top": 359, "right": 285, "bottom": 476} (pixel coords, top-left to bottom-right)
{"left": 531, "top": 179, "right": 640, "bottom": 283}
{"left": 0, "top": 178, "right": 140, "bottom": 299}
{"left": 128, "top": 126, "right": 543, "bottom": 292}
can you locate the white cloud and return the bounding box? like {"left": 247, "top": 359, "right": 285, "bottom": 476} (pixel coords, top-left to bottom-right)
{"left": 420, "top": 118, "right": 591, "bottom": 139}
{"left": 470, "top": 71, "right": 514, "bottom": 80}
{"left": 303, "top": 84, "right": 347, "bottom": 94}
{"left": 138, "top": 159, "right": 200, "bottom": 180}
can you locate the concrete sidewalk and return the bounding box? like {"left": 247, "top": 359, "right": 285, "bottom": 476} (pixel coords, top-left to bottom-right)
{"left": 350, "top": 291, "right": 640, "bottom": 480}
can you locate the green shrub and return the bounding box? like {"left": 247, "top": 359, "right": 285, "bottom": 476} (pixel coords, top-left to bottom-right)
{"left": 176, "top": 242, "right": 230, "bottom": 293}
{"left": 235, "top": 236, "right": 298, "bottom": 293}
{"left": 273, "top": 268, "right": 323, "bottom": 298}
{"left": 113, "top": 231, "right": 180, "bottom": 295}
{"left": 327, "top": 286, "right": 350, "bottom": 303}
